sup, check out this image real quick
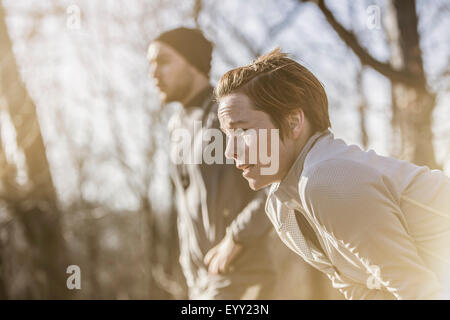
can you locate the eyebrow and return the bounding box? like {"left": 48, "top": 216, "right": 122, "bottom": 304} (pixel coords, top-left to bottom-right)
{"left": 156, "top": 54, "right": 170, "bottom": 60}
{"left": 220, "top": 120, "right": 248, "bottom": 132}
{"left": 230, "top": 120, "right": 247, "bottom": 127}
{"left": 147, "top": 52, "right": 169, "bottom": 62}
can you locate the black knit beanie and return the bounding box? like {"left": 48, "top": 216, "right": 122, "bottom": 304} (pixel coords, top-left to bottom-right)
{"left": 154, "top": 27, "right": 213, "bottom": 77}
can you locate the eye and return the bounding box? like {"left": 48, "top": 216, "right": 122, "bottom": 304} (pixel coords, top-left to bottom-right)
{"left": 156, "top": 57, "right": 169, "bottom": 65}
{"left": 235, "top": 128, "right": 245, "bottom": 137}
{"left": 237, "top": 128, "right": 254, "bottom": 135}
{"left": 236, "top": 129, "right": 255, "bottom": 146}
{"left": 221, "top": 127, "right": 232, "bottom": 137}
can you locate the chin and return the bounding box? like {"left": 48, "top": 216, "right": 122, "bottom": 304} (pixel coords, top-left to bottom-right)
{"left": 248, "top": 174, "right": 279, "bottom": 191}
{"left": 159, "top": 90, "right": 177, "bottom": 103}
{"left": 246, "top": 178, "right": 266, "bottom": 191}
{"left": 158, "top": 92, "right": 168, "bottom": 103}
{"left": 247, "top": 180, "right": 258, "bottom": 191}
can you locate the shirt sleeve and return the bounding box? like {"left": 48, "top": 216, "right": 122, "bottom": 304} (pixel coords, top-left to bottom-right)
{"left": 303, "top": 159, "right": 443, "bottom": 300}
{"left": 228, "top": 187, "right": 272, "bottom": 245}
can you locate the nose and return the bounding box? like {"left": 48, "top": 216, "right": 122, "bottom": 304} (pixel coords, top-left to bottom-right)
{"left": 224, "top": 135, "right": 237, "bottom": 160}
{"left": 148, "top": 63, "right": 160, "bottom": 80}
{"left": 225, "top": 135, "right": 248, "bottom": 165}
{"left": 148, "top": 70, "right": 156, "bottom": 82}
{"left": 149, "top": 70, "right": 163, "bottom": 90}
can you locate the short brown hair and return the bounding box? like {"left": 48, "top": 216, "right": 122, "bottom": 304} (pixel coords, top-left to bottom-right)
{"left": 215, "top": 48, "right": 330, "bottom": 139}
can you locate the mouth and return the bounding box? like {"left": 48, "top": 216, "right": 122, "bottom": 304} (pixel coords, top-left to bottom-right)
{"left": 237, "top": 164, "right": 255, "bottom": 177}
{"left": 154, "top": 80, "right": 166, "bottom": 91}
{"left": 156, "top": 84, "right": 165, "bottom": 92}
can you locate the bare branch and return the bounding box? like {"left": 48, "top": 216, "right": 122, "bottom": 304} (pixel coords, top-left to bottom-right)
{"left": 301, "top": 0, "right": 421, "bottom": 87}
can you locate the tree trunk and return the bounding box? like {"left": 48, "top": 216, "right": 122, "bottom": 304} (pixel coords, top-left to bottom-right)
{"left": 385, "top": 0, "right": 439, "bottom": 168}
{"left": 0, "top": 4, "right": 71, "bottom": 298}
{"left": 356, "top": 69, "right": 368, "bottom": 149}
{"left": 311, "top": 0, "right": 440, "bottom": 169}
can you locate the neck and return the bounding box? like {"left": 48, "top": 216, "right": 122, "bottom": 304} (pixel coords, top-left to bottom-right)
{"left": 180, "top": 76, "right": 210, "bottom": 107}
{"left": 279, "top": 124, "right": 313, "bottom": 182}
{"left": 294, "top": 127, "right": 313, "bottom": 160}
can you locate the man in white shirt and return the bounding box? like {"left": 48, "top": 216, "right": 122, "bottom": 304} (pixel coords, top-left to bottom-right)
{"left": 215, "top": 48, "right": 450, "bottom": 299}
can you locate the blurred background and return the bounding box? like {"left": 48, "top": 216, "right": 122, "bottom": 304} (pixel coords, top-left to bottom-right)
{"left": 0, "top": 0, "right": 448, "bottom": 299}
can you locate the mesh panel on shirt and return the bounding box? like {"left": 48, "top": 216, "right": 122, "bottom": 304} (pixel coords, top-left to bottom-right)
{"left": 283, "top": 209, "right": 312, "bottom": 259}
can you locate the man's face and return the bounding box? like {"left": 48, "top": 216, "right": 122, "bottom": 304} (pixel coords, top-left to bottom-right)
{"left": 218, "top": 92, "right": 294, "bottom": 190}
{"left": 147, "top": 41, "right": 193, "bottom": 103}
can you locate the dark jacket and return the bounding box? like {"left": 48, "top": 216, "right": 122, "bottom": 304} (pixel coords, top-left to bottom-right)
{"left": 168, "top": 86, "right": 275, "bottom": 297}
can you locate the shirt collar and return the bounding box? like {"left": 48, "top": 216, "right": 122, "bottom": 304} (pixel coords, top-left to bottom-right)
{"left": 272, "top": 129, "right": 332, "bottom": 203}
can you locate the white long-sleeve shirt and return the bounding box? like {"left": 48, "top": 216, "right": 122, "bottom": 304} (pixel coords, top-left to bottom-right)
{"left": 266, "top": 129, "right": 450, "bottom": 299}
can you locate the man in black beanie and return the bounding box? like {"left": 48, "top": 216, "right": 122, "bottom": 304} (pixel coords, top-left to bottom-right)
{"left": 147, "top": 27, "right": 277, "bottom": 299}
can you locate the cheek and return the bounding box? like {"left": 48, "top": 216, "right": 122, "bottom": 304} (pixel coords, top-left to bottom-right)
{"left": 161, "top": 64, "right": 181, "bottom": 81}
{"left": 243, "top": 134, "right": 257, "bottom": 150}
{"left": 176, "top": 67, "right": 194, "bottom": 88}
{"left": 241, "top": 134, "right": 258, "bottom": 163}
{"left": 278, "top": 140, "right": 291, "bottom": 164}
{"left": 256, "top": 129, "right": 276, "bottom": 156}
{"left": 159, "top": 64, "right": 171, "bottom": 76}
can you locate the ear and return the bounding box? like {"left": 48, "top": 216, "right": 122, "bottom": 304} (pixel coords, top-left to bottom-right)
{"left": 287, "top": 109, "right": 305, "bottom": 139}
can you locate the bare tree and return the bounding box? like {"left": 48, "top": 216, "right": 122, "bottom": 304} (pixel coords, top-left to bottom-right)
{"left": 303, "top": 0, "right": 441, "bottom": 168}
{"left": 0, "top": 3, "right": 71, "bottom": 298}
